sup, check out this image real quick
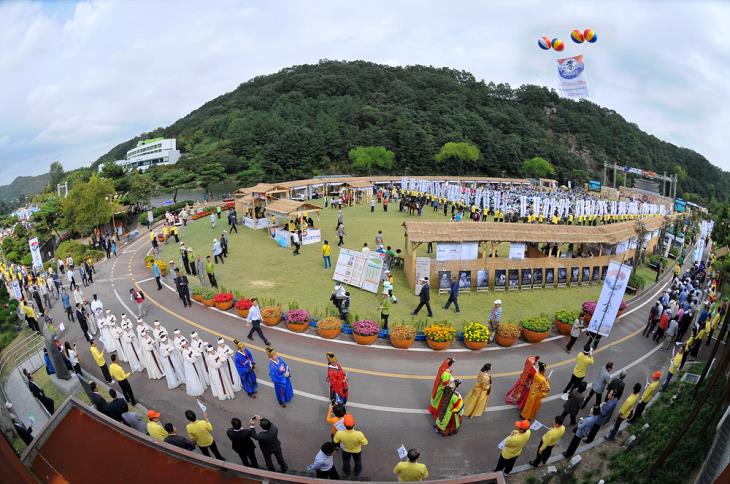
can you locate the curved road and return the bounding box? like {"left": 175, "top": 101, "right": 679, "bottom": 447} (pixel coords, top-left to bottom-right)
{"left": 63, "top": 222, "right": 679, "bottom": 481}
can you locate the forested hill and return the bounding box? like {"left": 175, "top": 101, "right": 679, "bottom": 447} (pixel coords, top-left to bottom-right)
{"left": 93, "top": 60, "right": 729, "bottom": 201}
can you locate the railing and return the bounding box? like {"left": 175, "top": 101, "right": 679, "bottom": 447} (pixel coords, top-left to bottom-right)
{"left": 0, "top": 332, "right": 45, "bottom": 383}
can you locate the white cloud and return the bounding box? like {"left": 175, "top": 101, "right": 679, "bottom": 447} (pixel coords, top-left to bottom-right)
{"left": 0, "top": 0, "right": 728, "bottom": 182}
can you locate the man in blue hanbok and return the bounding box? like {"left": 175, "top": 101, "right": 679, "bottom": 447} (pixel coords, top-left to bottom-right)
{"left": 267, "top": 347, "right": 293, "bottom": 407}
{"left": 234, "top": 339, "right": 258, "bottom": 398}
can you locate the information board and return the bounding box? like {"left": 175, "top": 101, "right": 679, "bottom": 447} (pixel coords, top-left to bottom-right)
{"left": 414, "top": 257, "right": 431, "bottom": 295}
{"left": 436, "top": 243, "right": 461, "bottom": 261}
{"left": 333, "top": 248, "right": 383, "bottom": 294}
{"left": 509, "top": 243, "right": 526, "bottom": 260}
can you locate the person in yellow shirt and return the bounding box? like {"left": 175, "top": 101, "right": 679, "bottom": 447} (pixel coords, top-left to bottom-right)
{"left": 563, "top": 347, "right": 593, "bottom": 394}
{"left": 629, "top": 371, "right": 661, "bottom": 423}
{"left": 661, "top": 346, "right": 684, "bottom": 391}
{"left": 185, "top": 409, "right": 224, "bottom": 460}
{"left": 89, "top": 339, "right": 113, "bottom": 383}
{"left": 605, "top": 382, "right": 641, "bottom": 440}
{"left": 393, "top": 448, "right": 429, "bottom": 482}
{"left": 20, "top": 300, "right": 40, "bottom": 333}
{"left": 333, "top": 414, "right": 368, "bottom": 477}
{"left": 529, "top": 415, "right": 566, "bottom": 467}
{"left": 494, "top": 420, "right": 531, "bottom": 475}
{"left": 322, "top": 240, "right": 332, "bottom": 269}
{"left": 108, "top": 354, "right": 136, "bottom": 406}
{"left": 146, "top": 409, "right": 168, "bottom": 442}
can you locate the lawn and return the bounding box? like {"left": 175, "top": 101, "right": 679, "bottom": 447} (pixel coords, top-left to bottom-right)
{"left": 159, "top": 201, "right": 603, "bottom": 331}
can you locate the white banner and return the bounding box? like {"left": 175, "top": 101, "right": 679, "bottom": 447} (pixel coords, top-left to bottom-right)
{"left": 557, "top": 55, "right": 588, "bottom": 98}
{"left": 436, "top": 243, "right": 462, "bottom": 262}
{"left": 29, "top": 237, "right": 43, "bottom": 269}
{"left": 415, "top": 257, "right": 431, "bottom": 295}
{"left": 508, "top": 243, "right": 526, "bottom": 260}
{"left": 587, "top": 260, "right": 632, "bottom": 337}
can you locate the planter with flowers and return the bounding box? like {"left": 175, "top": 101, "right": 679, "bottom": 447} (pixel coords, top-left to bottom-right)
{"left": 235, "top": 298, "right": 253, "bottom": 318}
{"left": 213, "top": 292, "right": 234, "bottom": 311}
{"left": 199, "top": 288, "right": 218, "bottom": 307}
{"left": 352, "top": 320, "right": 380, "bottom": 345}
{"left": 144, "top": 257, "right": 168, "bottom": 277}
{"left": 555, "top": 310, "right": 579, "bottom": 335}
{"left": 521, "top": 314, "right": 552, "bottom": 343}
{"left": 261, "top": 306, "right": 282, "bottom": 326}
{"left": 495, "top": 322, "right": 521, "bottom": 347}
{"left": 424, "top": 323, "right": 455, "bottom": 351}
{"left": 191, "top": 287, "right": 206, "bottom": 303}
{"left": 285, "top": 309, "right": 310, "bottom": 333}
{"left": 316, "top": 317, "right": 342, "bottom": 339}
{"left": 582, "top": 301, "right": 596, "bottom": 323}
{"left": 389, "top": 325, "right": 416, "bottom": 349}
{"left": 462, "top": 322, "right": 490, "bottom": 350}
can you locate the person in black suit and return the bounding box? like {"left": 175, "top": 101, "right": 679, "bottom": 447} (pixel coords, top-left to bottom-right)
{"left": 106, "top": 388, "right": 128, "bottom": 422}
{"left": 26, "top": 372, "right": 54, "bottom": 414}
{"left": 250, "top": 416, "right": 287, "bottom": 472}
{"left": 227, "top": 417, "right": 259, "bottom": 468}
{"left": 163, "top": 423, "right": 196, "bottom": 451}
{"left": 411, "top": 277, "right": 433, "bottom": 317}
{"left": 89, "top": 381, "right": 109, "bottom": 416}
{"left": 173, "top": 268, "right": 192, "bottom": 308}
{"left": 75, "top": 303, "right": 91, "bottom": 342}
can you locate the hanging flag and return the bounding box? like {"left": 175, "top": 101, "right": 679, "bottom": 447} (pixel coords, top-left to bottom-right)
{"left": 557, "top": 55, "right": 589, "bottom": 98}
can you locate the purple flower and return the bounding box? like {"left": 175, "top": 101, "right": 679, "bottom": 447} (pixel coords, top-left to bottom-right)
{"left": 582, "top": 301, "right": 597, "bottom": 314}
{"left": 353, "top": 320, "right": 379, "bottom": 336}
{"left": 286, "top": 309, "right": 310, "bottom": 323}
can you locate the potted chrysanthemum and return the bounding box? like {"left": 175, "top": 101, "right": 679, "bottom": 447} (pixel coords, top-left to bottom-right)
{"left": 235, "top": 298, "right": 253, "bottom": 318}
{"left": 316, "top": 316, "right": 342, "bottom": 339}
{"left": 352, "top": 320, "right": 380, "bottom": 345}
{"left": 424, "top": 322, "right": 455, "bottom": 351}
{"left": 285, "top": 309, "right": 310, "bottom": 333}
{"left": 462, "top": 322, "right": 490, "bottom": 350}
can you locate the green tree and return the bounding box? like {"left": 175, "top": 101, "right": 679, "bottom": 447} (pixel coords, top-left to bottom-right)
{"left": 347, "top": 146, "right": 395, "bottom": 174}
{"left": 157, "top": 167, "right": 197, "bottom": 202}
{"left": 61, "top": 174, "right": 117, "bottom": 235}
{"left": 48, "top": 161, "right": 65, "bottom": 189}
{"left": 434, "top": 142, "right": 480, "bottom": 165}
{"left": 197, "top": 162, "right": 226, "bottom": 195}
{"left": 125, "top": 171, "right": 159, "bottom": 206}
{"left": 31, "top": 195, "right": 63, "bottom": 241}
{"left": 100, "top": 161, "right": 125, "bottom": 180}
{"left": 520, "top": 157, "right": 556, "bottom": 179}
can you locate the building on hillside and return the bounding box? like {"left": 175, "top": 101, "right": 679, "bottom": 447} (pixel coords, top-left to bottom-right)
{"left": 119, "top": 138, "right": 181, "bottom": 171}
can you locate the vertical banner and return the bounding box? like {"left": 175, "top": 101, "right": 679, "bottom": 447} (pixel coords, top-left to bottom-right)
{"left": 587, "top": 260, "right": 632, "bottom": 337}
{"left": 29, "top": 237, "right": 43, "bottom": 269}
{"left": 557, "top": 55, "right": 588, "bottom": 98}
{"left": 414, "top": 257, "right": 431, "bottom": 295}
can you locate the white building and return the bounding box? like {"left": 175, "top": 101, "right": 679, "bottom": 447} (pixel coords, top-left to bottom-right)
{"left": 120, "top": 138, "right": 181, "bottom": 171}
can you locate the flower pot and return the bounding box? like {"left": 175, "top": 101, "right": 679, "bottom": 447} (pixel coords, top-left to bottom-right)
{"left": 215, "top": 301, "right": 234, "bottom": 311}
{"left": 286, "top": 322, "right": 309, "bottom": 333}
{"left": 160, "top": 268, "right": 169, "bottom": 277}
{"left": 617, "top": 309, "right": 625, "bottom": 319}
{"left": 192, "top": 294, "right": 203, "bottom": 303}
{"left": 262, "top": 315, "right": 282, "bottom": 326}
{"left": 583, "top": 313, "right": 592, "bottom": 324}
{"left": 495, "top": 334, "right": 517, "bottom": 347}
{"left": 521, "top": 327, "right": 550, "bottom": 343}
{"left": 353, "top": 333, "right": 378, "bottom": 345}
{"left": 317, "top": 327, "right": 341, "bottom": 339}
{"left": 464, "top": 340, "right": 487, "bottom": 350}
{"left": 426, "top": 339, "right": 450, "bottom": 351}
{"left": 555, "top": 321, "right": 573, "bottom": 335}
{"left": 236, "top": 308, "right": 250, "bottom": 318}
{"left": 390, "top": 335, "right": 415, "bottom": 349}
{"left": 202, "top": 299, "right": 215, "bottom": 307}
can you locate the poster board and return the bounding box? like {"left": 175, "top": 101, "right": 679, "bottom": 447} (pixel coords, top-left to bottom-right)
{"left": 476, "top": 269, "right": 489, "bottom": 292}
{"left": 333, "top": 248, "right": 384, "bottom": 293}
{"left": 591, "top": 266, "right": 601, "bottom": 282}
{"left": 436, "top": 243, "right": 461, "bottom": 262}
{"left": 301, "top": 229, "right": 322, "bottom": 246}
{"left": 437, "top": 271, "right": 452, "bottom": 293}
{"left": 495, "top": 269, "right": 506, "bottom": 291}
{"left": 521, "top": 269, "right": 533, "bottom": 289}
{"left": 533, "top": 268, "right": 543, "bottom": 288}
{"left": 545, "top": 268, "right": 555, "bottom": 287}
{"left": 507, "top": 269, "right": 519, "bottom": 290}
{"left": 557, "top": 268, "right": 567, "bottom": 287}
{"left": 459, "top": 242, "right": 479, "bottom": 261}
{"left": 361, "top": 254, "right": 385, "bottom": 293}
{"left": 414, "top": 257, "right": 431, "bottom": 295}
{"left": 508, "top": 243, "right": 526, "bottom": 260}
{"left": 458, "top": 271, "right": 472, "bottom": 291}
{"left": 570, "top": 267, "right": 580, "bottom": 285}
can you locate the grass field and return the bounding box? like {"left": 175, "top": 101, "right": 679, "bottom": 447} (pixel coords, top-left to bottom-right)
{"left": 160, "top": 201, "right": 603, "bottom": 331}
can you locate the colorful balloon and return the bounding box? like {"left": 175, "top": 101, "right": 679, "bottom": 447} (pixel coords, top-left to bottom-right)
{"left": 583, "top": 29, "right": 597, "bottom": 43}
{"left": 570, "top": 29, "right": 584, "bottom": 43}
{"left": 552, "top": 38, "right": 565, "bottom": 52}
{"left": 538, "top": 37, "right": 552, "bottom": 50}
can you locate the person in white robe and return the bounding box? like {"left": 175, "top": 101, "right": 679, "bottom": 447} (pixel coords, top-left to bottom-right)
{"left": 190, "top": 332, "right": 210, "bottom": 384}
{"left": 139, "top": 329, "right": 165, "bottom": 380}
{"left": 136, "top": 318, "right": 152, "bottom": 340}
{"left": 121, "top": 325, "right": 144, "bottom": 372}
{"left": 206, "top": 345, "right": 234, "bottom": 400}
{"left": 217, "top": 338, "right": 242, "bottom": 393}
{"left": 158, "top": 336, "right": 182, "bottom": 389}
{"left": 181, "top": 340, "right": 205, "bottom": 397}
{"left": 152, "top": 320, "right": 168, "bottom": 345}
{"left": 119, "top": 313, "right": 132, "bottom": 331}
{"left": 99, "top": 310, "right": 118, "bottom": 353}
{"left": 110, "top": 321, "right": 128, "bottom": 362}
{"left": 89, "top": 295, "right": 103, "bottom": 336}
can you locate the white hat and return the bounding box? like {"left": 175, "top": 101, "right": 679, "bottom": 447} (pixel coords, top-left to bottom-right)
{"left": 494, "top": 299, "right": 502, "bottom": 305}
{"left": 154, "top": 320, "right": 160, "bottom": 326}
{"left": 217, "top": 338, "right": 225, "bottom": 344}
{"left": 4, "top": 402, "right": 12, "bottom": 409}
{"left": 174, "top": 329, "right": 181, "bottom": 335}
{"left": 191, "top": 331, "right": 198, "bottom": 337}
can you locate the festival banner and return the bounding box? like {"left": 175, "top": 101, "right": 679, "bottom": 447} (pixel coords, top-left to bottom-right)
{"left": 415, "top": 257, "right": 431, "bottom": 295}
{"left": 29, "top": 237, "right": 43, "bottom": 269}
{"left": 587, "top": 260, "right": 632, "bottom": 337}
{"left": 557, "top": 55, "right": 588, "bottom": 98}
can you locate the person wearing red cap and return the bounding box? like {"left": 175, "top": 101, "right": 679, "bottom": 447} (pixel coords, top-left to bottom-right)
{"left": 494, "top": 420, "right": 531, "bottom": 475}
{"left": 333, "top": 414, "right": 368, "bottom": 477}
{"left": 628, "top": 371, "right": 661, "bottom": 423}
{"left": 146, "top": 410, "right": 168, "bottom": 442}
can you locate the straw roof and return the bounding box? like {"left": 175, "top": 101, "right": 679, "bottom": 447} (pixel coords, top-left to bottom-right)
{"left": 235, "top": 195, "right": 255, "bottom": 207}
{"left": 403, "top": 216, "right": 670, "bottom": 245}
{"left": 715, "top": 246, "right": 729, "bottom": 259}
{"left": 265, "top": 199, "right": 321, "bottom": 216}
{"left": 345, "top": 180, "right": 373, "bottom": 188}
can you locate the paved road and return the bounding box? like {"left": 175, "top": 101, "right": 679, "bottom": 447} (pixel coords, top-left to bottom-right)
{"left": 56, "top": 223, "right": 688, "bottom": 481}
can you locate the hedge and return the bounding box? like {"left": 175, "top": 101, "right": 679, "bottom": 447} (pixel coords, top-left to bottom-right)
{"left": 152, "top": 200, "right": 194, "bottom": 221}
{"left": 54, "top": 240, "right": 105, "bottom": 264}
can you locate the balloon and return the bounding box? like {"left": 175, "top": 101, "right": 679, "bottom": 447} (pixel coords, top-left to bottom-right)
{"left": 538, "top": 37, "right": 552, "bottom": 50}
{"left": 583, "top": 29, "right": 597, "bottom": 43}
{"left": 552, "top": 38, "right": 565, "bottom": 52}
{"left": 570, "top": 29, "right": 584, "bottom": 43}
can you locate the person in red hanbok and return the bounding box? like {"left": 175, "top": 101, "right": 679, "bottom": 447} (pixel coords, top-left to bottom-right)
{"left": 428, "top": 358, "right": 455, "bottom": 418}
{"left": 505, "top": 355, "right": 540, "bottom": 408}
{"left": 326, "top": 353, "right": 348, "bottom": 404}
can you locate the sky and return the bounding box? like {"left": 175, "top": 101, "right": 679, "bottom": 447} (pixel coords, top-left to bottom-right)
{"left": 1, "top": 0, "right": 729, "bottom": 182}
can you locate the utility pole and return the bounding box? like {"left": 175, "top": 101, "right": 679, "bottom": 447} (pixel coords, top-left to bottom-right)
{"left": 612, "top": 163, "right": 617, "bottom": 189}
{"left": 603, "top": 161, "right": 607, "bottom": 186}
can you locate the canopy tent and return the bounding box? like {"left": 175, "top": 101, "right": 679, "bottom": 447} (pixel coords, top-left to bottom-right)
{"left": 265, "top": 200, "right": 322, "bottom": 247}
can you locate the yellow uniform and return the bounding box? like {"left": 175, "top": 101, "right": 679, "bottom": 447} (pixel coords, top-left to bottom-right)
{"left": 187, "top": 419, "right": 214, "bottom": 447}
{"left": 322, "top": 244, "right": 331, "bottom": 257}
{"left": 333, "top": 429, "right": 368, "bottom": 453}
{"left": 538, "top": 425, "right": 566, "bottom": 452}
{"left": 393, "top": 462, "right": 429, "bottom": 482}
{"left": 90, "top": 346, "right": 106, "bottom": 367}
{"left": 573, "top": 352, "right": 594, "bottom": 378}
{"left": 618, "top": 393, "right": 639, "bottom": 419}
{"left": 501, "top": 430, "right": 531, "bottom": 459}
{"left": 109, "top": 363, "right": 130, "bottom": 381}
{"left": 641, "top": 381, "right": 659, "bottom": 404}
{"left": 147, "top": 421, "right": 168, "bottom": 442}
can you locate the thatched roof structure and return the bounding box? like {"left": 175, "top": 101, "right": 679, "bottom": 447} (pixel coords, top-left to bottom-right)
{"left": 265, "top": 199, "right": 320, "bottom": 216}
{"left": 403, "top": 216, "right": 670, "bottom": 245}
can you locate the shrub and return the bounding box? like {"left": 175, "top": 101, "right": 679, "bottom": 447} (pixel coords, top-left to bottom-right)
{"left": 55, "top": 240, "right": 104, "bottom": 264}
{"left": 213, "top": 292, "right": 234, "bottom": 304}
{"left": 199, "top": 288, "right": 218, "bottom": 300}
{"left": 286, "top": 309, "right": 310, "bottom": 324}
{"left": 648, "top": 254, "right": 666, "bottom": 267}
{"left": 152, "top": 200, "right": 194, "bottom": 220}
{"left": 582, "top": 300, "right": 597, "bottom": 314}
{"left": 424, "top": 322, "right": 455, "bottom": 342}
{"left": 145, "top": 258, "right": 167, "bottom": 273}
{"left": 261, "top": 306, "right": 281, "bottom": 318}
{"left": 628, "top": 273, "right": 646, "bottom": 289}
{"left": 235, "top": 298, "right": 253, "bottom": 310}
{"left": 389, "top": 324, "right": 416, "bottom": 340}
{"left": 317, "top": 317, "right": 342, "bottom": 331}
{"left": 463, "top": 322, "right": 490, "bottom": 342}
{"left": 496, "top": 322, "right": 521, "bottom": 338}
{"left": 555, "top": 310, "right": 578, "bottom": 324}
{"left": 521, "top": 314, "right": 552, "bottom": 333}
{"left": 191, "top": 287, "right": 206, "bottom": 296}
{"left": 353, "top": 320, "right": 380, "bottom": 336}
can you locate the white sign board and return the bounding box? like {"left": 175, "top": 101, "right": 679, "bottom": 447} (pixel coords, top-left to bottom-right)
{"left": 587, "top": 260, "right": 632, "bottom": 337}
{"left": 508, "top": 243, "right": 526, "bottom": 260}
{"left": 615, "top": 240, "right": 629, "bottom": 255}
{"left": 415, "top": 257, "right": 431, "bottom": 295}
{"left": 301, "top": 229, "right": 321, "bottom": 246}
{"left": 436, "top": 243, "right": 461, "bottom": 262}
{"left": 333, "top": 249, "right": 384, "bottom": 294}
{"left": 243, "top": 217, "right": 269, "bottom": 229}
{"left": 459, "top": 242, "right": 479, "bottom": 261}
